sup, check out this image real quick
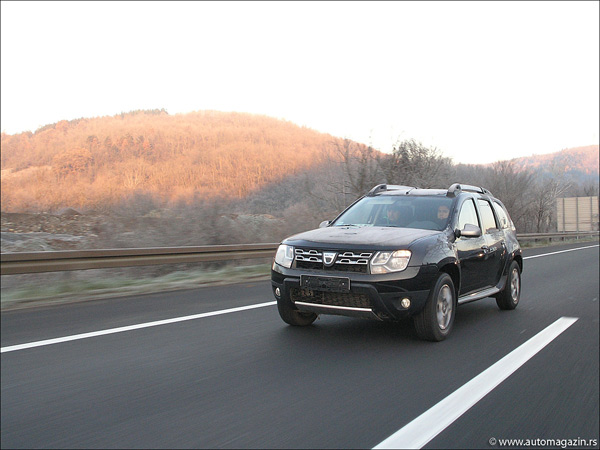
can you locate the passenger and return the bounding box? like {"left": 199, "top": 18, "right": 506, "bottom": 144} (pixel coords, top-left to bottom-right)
{"left": 387, "top": 203, "right": 404, "bottom": 226}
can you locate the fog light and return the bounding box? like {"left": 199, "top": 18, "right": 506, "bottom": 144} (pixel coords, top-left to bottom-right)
{"left": 275, "top": 287, "right": 281, "bottom": 297}
{"left": 401, "top": 298, "right": 411, "bottom": 309}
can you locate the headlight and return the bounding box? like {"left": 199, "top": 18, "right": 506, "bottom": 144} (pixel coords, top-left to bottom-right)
{"left": 274, "top": 244, "right": 294, "bottom": 268}
{"left": 370, "top": 250, "right": 411, "bottom": 274}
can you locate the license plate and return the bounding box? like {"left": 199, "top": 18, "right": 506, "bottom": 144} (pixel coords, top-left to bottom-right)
{"left": 300, "top": 275, "right": 350, "bottom": 292}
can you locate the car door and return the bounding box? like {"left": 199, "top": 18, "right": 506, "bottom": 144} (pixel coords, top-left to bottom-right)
{"left": 454, "top": 198, "right": 489, "bottom": 294}
{"left": 476, "top": 198, "right": 507, "bottom": 287}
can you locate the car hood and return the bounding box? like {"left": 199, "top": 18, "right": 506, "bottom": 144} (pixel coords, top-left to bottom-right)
{"left": 283, "top": 226, "right": 441, "bottom": 249}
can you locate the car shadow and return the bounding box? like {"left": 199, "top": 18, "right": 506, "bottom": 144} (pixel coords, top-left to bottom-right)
{"left": 274, "top": 297, "right": 505, "bottom": 348}
{"left": 276, "top": 315, "right": 417, "bottom": 345}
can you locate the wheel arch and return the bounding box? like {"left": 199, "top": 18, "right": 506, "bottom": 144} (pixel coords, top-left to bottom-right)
{"left": 513, "top": 253, "right": 523, "bottom": 273}
{"left": 438, "top": 261, "right": 460, "bottom": 298}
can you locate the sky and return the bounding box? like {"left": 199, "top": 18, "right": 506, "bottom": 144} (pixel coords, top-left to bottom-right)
{"left": 1, "top": 1, "right": 598, "bottom": 164}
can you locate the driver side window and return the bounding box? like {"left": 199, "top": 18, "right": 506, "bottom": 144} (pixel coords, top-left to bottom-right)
{"left": 457, "top": 199, "right": 480, "bottom": 231}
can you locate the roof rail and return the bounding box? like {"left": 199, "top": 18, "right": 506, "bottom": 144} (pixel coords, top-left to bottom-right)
{"left": 447, "top": 183, "right": 493, "bottom": 197}
{"left": 367, "top": 184, "right": 417, "bottom": 197}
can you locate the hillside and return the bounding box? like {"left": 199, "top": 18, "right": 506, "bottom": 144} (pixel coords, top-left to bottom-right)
{"left": 494, "top": 145, "right": 599, "bottom": 178}
{"left": 1, "top": 109, "right": 597, "bottom": 219}
{"left": 1, "top": 112, "right": 598, "bottom": 251}
{"left": 0, "top": 110, "right": 366, "bottom": 212}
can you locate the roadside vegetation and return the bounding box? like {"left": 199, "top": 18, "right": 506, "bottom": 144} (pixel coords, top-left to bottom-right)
{"left": 1, "top": 110, "right": 598, "bottom": 310}
{"left": 1, "top": 261, "right": 272, "bottom": 311}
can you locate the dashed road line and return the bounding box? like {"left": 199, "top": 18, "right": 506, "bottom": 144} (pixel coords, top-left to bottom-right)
{"left": 373, "top": 317, "right": 579, "bottom": 449}
{"left": 1, "top": 301, "right": 276, "bottom": 353}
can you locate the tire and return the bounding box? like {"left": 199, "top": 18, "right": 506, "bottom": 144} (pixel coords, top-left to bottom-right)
{"left": 495, "top": 260, "right": 521, "bottom": 310}
{"left": 277, "top": 296, "right": 318, "bottom": 326}
{"left": 413, "top": 273, "right": 456, "bottom": 341}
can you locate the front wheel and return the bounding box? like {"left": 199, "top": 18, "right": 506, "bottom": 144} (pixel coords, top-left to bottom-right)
{"left": 495, "top": 260, "right": 521, "bottom": 310}
{"left": 413, "top": 273, "right": 456, "bottom": 341}
{"left": 277, "top": 296, "right": 318, "bottom": 326}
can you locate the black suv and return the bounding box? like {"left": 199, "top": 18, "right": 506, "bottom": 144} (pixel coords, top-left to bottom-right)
{"left": 271, "top": 183, "right": 523, "bottom": 341}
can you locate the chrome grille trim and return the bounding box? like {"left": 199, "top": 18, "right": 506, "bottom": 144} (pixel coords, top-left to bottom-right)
{"left": 295, "top": 248, "right": 373, "bottom": 266}
{"left": 336, "top": 251, "right": 372, "bottom": 266}
{"left": 295, "top": 248, "right": 323, "bottom": 263}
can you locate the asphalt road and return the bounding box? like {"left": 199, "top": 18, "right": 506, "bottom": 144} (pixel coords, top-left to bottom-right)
{"left": 2, "top": 242, "right": 599, "bottom": 449}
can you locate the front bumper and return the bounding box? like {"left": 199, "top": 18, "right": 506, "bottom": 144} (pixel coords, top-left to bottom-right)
{"left": 271, "top": 264, "right": 437, "bottom": 321}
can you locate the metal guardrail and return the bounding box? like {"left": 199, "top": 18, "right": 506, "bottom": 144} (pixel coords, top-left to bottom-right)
{"left": 517, "top": 231, "right": 599, "bottom": 240}
{"left": 1, "top": 232, "right": 598, "bottom": 275}
{"left": 0, "top": 243, "right": 280, "bottom": 275}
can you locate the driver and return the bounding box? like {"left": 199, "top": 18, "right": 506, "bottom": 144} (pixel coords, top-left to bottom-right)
{"left": 437, "top": 205, "right": 450, "bottom": 221}
{"left": 436, "top": 204, "right": 450, "bottom": 228}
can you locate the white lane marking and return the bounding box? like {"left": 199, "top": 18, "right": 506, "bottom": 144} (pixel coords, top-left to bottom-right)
{"left": 523, "top": 244, "right": 598, "bottom": 260}
{"left": 373, "top": 317, "right": 579, "bottom": 449}
{"left": 2, "top": 244, "right": 596, "bottom": 354}
{"left": 0, "top": 301, "right": 276, "bottom": 353}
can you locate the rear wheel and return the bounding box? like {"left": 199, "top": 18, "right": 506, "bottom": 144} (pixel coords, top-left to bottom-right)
{"left": 277, "top": 296, "right": 318, "bottom": 326}
{"left": 495, "top": 260, "right": 521, "bottom": 310}
{"left": 413, "top": 273, "right": 456, "bottom": 341}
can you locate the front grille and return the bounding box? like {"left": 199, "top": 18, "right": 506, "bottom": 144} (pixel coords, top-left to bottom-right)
{"left": 295, "top": 248, "right": 323, "bottom": 263}
{"left": 294, "top": 248, "right": 373, "bottom": 273}
{"left": 290, "top": 288, "right": 371, "bottom": 309}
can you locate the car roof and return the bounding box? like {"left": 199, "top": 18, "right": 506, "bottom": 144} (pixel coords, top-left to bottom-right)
{"left": 379, "top": 189, "right": 448, "bottom": 197}
{"left": 367, "top": 183, "right": 494, "bottom": 198}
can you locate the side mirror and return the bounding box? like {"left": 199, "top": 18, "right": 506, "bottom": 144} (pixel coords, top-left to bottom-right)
{"left": 455, "top": 223, "right": 482, "bottom": 238}
{"left": 319, "top": 220, "right": 331, "bottom": 228}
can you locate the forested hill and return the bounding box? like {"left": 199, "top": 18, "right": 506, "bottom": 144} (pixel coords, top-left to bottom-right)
{"left": 509, "top": 145, "right": 599, "bottom": 176}
{"left": 1, "top": 109, "right": 597, "bottom": 217}
{"left": 1, "top": 110, "right": 369, "bottom": 212}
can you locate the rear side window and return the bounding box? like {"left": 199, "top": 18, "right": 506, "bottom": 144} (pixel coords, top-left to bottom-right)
{"left": 457, "top": 199, "right": 479, "bottom": 230}
{"left": 477, "top": 199, "right": 498, "bottom": 233}
{"left": 492, "top": 202, "right": 510, "bottom": 229}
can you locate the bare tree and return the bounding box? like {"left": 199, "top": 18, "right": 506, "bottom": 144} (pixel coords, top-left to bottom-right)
{"left": 300, "top": 139, "right": 382, "bottom": 214}
{"left": 379, "top": 139, "right": 452, "bottom": 188}
{"left": 529, "top": 163, "right": 572, "bottom": 232}
{"left": 482, "top": 160, "right": 536, "bottom": 230}
{"left": 334, "top": 139, "right": 383, "bottom": 197}
{"left": 52, "top": 148, "right": 94, "bottom": 179}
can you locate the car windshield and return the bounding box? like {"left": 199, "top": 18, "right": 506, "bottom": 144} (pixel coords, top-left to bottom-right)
{"left": 332, "top": 195, "right": 453, "bottom": 231}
